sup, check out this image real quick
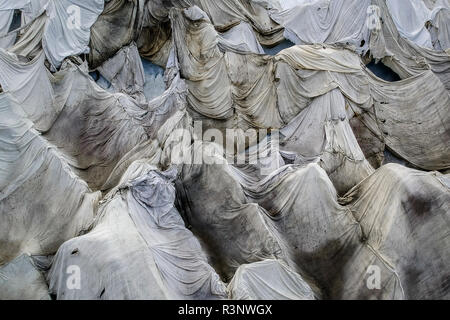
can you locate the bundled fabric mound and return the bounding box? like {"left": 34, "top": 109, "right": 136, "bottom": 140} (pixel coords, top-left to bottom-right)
{"left": 0, "top": 0, "right": 449, "bottom": 300}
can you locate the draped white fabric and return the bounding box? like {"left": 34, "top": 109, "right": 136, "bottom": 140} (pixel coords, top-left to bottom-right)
{"left": 43, "top": 0, "right": 104, "bottom": 69}
{"left": 0, "top": 0, "right": 449, "bottom": 301}
{"left": 270, "top": 0, "right": 371, "bottom": 54}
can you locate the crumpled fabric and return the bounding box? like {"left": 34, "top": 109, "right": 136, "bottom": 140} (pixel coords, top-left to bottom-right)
{"left": 0, "top": 254, "right": 51, "bottom": 300}
{"left": 218, "top": 22, "right": 265, "bottom": 54}
{"left": 1, "top": 0, "right": 103, "bottom": 68}
{"left": 340, "top": 164, "right": 450, "bottom": 299}
{"left": 0, "top": 0, "right": 49, "bottom": 24}
{"left": 280, "top": 88, "right": 374, "bottom": 194}
{"left": 48, "top": 165, "right": 227, "bottom": 300}
{"left": 0, "top": 93, "right": 101, "bottom": 264}
{"left": 429, "top": 0, "right": 450, "bottom": 50}
{"left": 177, "top": 150, "right": 450, "bottom": 299}
{"left": 145, "top": 0, "right": 285, "bottom": 46}
{"left": 172, "top": 6, "right": 450, "bottom": 177}
{"left": 8, "top": 13, "right": 47, "bottom": 59}
{"left": 89, "top": 0, "right": 144, "bottom": 69}
{"left": 0, "top": 50, "right": 60, "bottom": 132}
{"left": 0, "top": 9, "right": 16, "bottom": 49}
{"left": 385, "top": 0, "right": 450, "bottom": 50}
{"left": 1, "top": 0, "right": 450, "bottom": 302}
{"left": 43, "top": 59, "right": 188, "bottom": 191}
{"left": 229, "top": 260, "right": 316, "bottom": 300}
{"left": 97, "top": 42, "right": 146, "bottom": 104}
{"left": 177, "top": 143, "right": 285, "bottom": 281}
{"left": 171, "top": 7, "right": 234, "bottom": 120}
{"left": 367, "top": 69, "right": 450, "bottom": 171}
{"left": 43, "top": 0, "right": 104, "bottom": 69}
{"left": 369, "top": 0, "right": 450, "bottom": 91}
{"left": 386, "top": 0, "right": 434, "bottom": 49}
{"left": 269, "top": 0, "right": 371, "bottom": 54}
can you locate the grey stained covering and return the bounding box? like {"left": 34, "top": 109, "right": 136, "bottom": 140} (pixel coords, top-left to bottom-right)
{"left": 0, "top": 0, "right": 449, "bottom": 300}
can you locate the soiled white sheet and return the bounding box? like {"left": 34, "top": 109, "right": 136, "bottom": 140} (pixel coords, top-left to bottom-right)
{"left": 0, "top": 93, "right": 100, "bottom": 264}
{"left": 386, "top": 0, "right": 433, "bottom": 49}
{"left": 0, "top": 50, "right": 59, "bottom": 132}
{"left": 229, "top": 260, "right": 315, "bottom": 300}
{"left": 269, "top": 0, "right": 371, "bottom": 54}
{"left": 48, "top": 165, "right": 227, "bottom": 300}
{"left": 43, "top": 0, "right": 104, "bottom": 69}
